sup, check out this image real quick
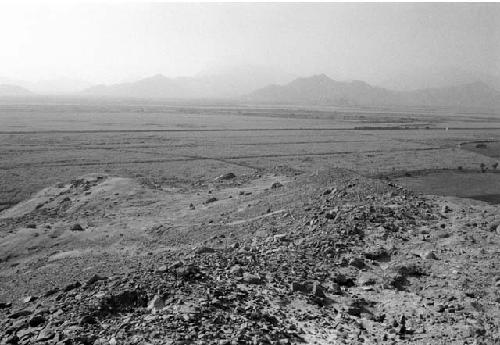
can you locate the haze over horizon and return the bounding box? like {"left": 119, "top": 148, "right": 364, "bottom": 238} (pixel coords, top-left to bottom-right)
{"left": 0, "top": 2, "right": 499, "bottom": 92}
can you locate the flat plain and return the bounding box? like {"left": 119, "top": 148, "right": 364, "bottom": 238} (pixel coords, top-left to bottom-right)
{"left": 1, "top": 98, "right": 500, "bottom": 209}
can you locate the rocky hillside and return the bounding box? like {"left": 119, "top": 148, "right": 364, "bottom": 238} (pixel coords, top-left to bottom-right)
{"left": 0, "top": 169, "right": 499, "bottom": 344}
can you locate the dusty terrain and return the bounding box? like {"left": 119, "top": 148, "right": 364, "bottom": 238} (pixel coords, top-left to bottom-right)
{"left": 0, "top": 100, "right": 499, "bottom": 344}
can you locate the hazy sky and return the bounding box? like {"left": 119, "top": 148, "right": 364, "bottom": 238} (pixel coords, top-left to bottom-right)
{"left": 0, "top": 2, "right": 499, "bottom": 85}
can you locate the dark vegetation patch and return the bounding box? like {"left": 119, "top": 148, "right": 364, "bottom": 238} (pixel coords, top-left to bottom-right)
{"left": 468, "top": 194, "right": 500, "bottom": 204}
{"left": 394, "top": 170, "right": 500, "bottom": 204}
{"left": 461, "top": 140, "right": 500, "bottom": 158}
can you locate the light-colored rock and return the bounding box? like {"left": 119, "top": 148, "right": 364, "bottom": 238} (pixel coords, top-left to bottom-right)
{"left": 421, "top": 250, "right": 437, "bottom": 260}
{"left": 147, "top": 294, "right": 166, "bottom": 311}
{"left": 242, "top": 272, "right": 261, "bottom": 284}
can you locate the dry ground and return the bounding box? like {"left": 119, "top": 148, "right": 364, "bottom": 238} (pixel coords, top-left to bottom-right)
{"left": 0, "top": 99, "right": 499, "bottom": 344}
{"left": 1, "top": 99, "right": 500, "bottom": 209}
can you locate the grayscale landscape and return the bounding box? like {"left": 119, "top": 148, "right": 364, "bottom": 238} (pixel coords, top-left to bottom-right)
{"left": 0, "top": 3, "right": 499, "bottom": 345}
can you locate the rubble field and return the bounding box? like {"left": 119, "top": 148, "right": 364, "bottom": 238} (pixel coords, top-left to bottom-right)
{"left": 0, "top": 168, "right": 499, "bottom": 345}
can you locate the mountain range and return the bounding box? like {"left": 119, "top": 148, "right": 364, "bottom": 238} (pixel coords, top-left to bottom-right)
{"left": 247, "top": 74, "right": 500, "bottom": 108}
{"left": 84, "top": 65, "right": 294, "bottom": 99}
{"left": 0, "top": 77, "right": 92, "bottom": 95}
{"left": 1, "top": 68, "right": 499, "bottom": 108}
{"left": 380, "top": 67, "right": 500, "bottom": 92}
{"left": 0, "top": 84, "right": 33, "bottom": 96}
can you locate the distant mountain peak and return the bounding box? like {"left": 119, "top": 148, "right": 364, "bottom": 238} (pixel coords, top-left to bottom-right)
{"left": 0, "top": 84, "right": 34, "bottom": 96}
{"left": 312, "top": 73, "right": 331, "bottom": 80}
{"left": 247, "top": 74, "right": 500, "bottom": 108}
{"left": 148, "top": 73, "right": 169, "bottom": 80}
{"left": 465, "top": 80, "right": 491, "bottom": 89}
{"left": 83, "top": 66, "right": 296, "bottom": 99}
{"left": 350, "top": 80, "right": 370, "bottom": 86}
{"left": 380, "top": 68, "right": 500, "bottom": 92}
{"left": 301, "top": 74, "right": 332, "bottom": 83}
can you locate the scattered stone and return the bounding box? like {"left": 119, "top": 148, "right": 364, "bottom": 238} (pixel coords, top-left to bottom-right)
{"left": 311, "top": 282, "right": 326, "bottom": 298}
{"left": 3, "top": 335, "right": 19, "bottom": 344}
{"left": 421, "top": 250, "right": 437, "bottom": 260}
{"left": 398, "top": 315, "right": 406, "bottom": 335}
{"left": 16, "top": 329, "right": 33, "bottom": 340}
{"left": 271, "top": 182, "right": 283, "bottom": 189}
{"left": 290, "top": 281, "right": 326, "bottom": 298}
{"left": 273, "top": 233, "right": 288, "bottom": 242}
{"left": 216, "top": 172, "right": 236, "bottom": 181}
{"left": 79, "top": 315, "right": 98, "bottom": 325}
{"left": 488, "top": 221, "right": 500, "bottom": 231}
{"left": 44, "top": 288, "right": 59, "bottom": 297}
{"left": 98, "top": 290, "right": 148, "bottom": 314}
{"left": 242, "top": 272, "right": 261, "bottom": 284}
{"left": 329, "top": 282, "right": 342, "bottom": 295}
{"left": 344, "top": 298, "right": 364, "bottom": 317}
{"left": 0, "top": 301, "right": 12, "bottom": 309}
{"left": 0, "top": 172, "right": 496, "bottom": 343}
{"left": 348, "top": 257, "right": 366, "bottom": 269}
{"left": 85, "top": 274, "right": 107, "bottom": 287}
{"left": 169, "top": 261, "right": 183, "bottom": 271}
{"left": 147, "top": 294, "right": 166, "bottom": 311}
{"left": 325, "top": 210, "right": 336, "bottom": 219}
{"left": 195, "top": 246, "right": 215, "bottom": 254}
{"left": 64, "top": 281, "right": 81, "bottom": 292}
{"left": 357, "top": 272, "right": 379, "bottom": 286}
{"left": 229, "top": 265, "right": 244, "bottom": 276}
{"left": 331, "top": 272, "right": 355, "bottom": 287}
{"left": 9, "top": 310, "right": 32, "bottom": 319}
{"left": 22, "top": 296, "right": 36, "bottom": 303}
{"left": 36, "top": 328, "right": 55, "bottom": 341}
{"left": 435, "top": 303, "right": 446, "bottom": 313}
{"left": 70, "top": 223, "right": 84, "bottom": 231}
{"left": 28, "top": 315, "right": 46, "bottom": 327}
{"left": 204, "top": 197, "right": 218, "bottom": 204}
{"left": 384, "top": 272, "right": 406, "bottom": 290}
{"left": 177, "top": 264, "right": 202, "bottom": 280}
{"left": 391, "top": 262, "right": 426, "bottom": 277}
{"left": 157, "top": 265, "right": 168, "bottom": 273}
{"left": 364, "top": 246, "right": 390, "bottom": 260}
